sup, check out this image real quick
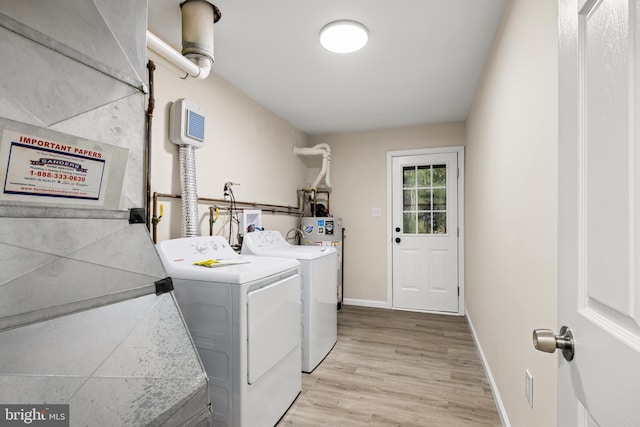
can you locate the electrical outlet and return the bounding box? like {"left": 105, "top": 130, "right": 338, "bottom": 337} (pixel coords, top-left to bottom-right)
{"left": 525, "top": 369, "right": 534, "bottom": 408}
{"left": 371, "top": 207, "right": 381, "bottom": 217}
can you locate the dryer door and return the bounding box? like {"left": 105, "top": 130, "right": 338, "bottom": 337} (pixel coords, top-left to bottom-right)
{"left": 247, "top": 273, "right": 300, "bottom": 384}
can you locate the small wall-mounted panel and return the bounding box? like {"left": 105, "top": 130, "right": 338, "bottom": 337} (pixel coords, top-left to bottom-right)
{"left": 169, "top": 99, "right": 205, "bottom": 148}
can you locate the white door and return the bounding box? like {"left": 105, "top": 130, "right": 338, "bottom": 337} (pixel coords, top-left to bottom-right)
{"left": 554, "top": 0, "right": 640, "bottom": 424}
{"left": 391, "top": 152, "right": 459, "bottom": 312}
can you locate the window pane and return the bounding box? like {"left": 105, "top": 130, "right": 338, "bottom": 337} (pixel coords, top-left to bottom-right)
{"left": 433, "top": 212, "right": 446, "bottom": 234}
{"left": 403, "top": 212, "right": 416, "bottom": 233}
{"left": 418, "top": 212, "right": 432, "bottom": 234}
{"left": 417, "top": 165, "right": 431, "bottom": 187}
{"left": 433, "top": 188, "right": 446, "bottom": 210}
{"left": 403, "top": 167, "right": 416, "bottom": 188}
{"left": 433, "top": 164, "right": 446, "bottom": 186}
{"left": 400, "top": 162, "right": 450, "bottom": 236}
{"left": 403, "top": 189, "right": 416, "bottom": 210}
{"left": 417, "top": 189, "right": 431, "bottom": 210}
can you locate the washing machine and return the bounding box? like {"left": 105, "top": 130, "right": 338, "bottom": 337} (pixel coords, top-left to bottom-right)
{"left": 241, "top": 230, "right": 337, "bottom": 373}
{"left": 156, "top": 236, "right": 302, "bottom": 427}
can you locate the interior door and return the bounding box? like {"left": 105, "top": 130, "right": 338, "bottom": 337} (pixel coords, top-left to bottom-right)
{"left": 391, "top": 152, "right": 459, "bottom": 312}
{"left": 556, "top": 0, "right": 640, "bottom": 424}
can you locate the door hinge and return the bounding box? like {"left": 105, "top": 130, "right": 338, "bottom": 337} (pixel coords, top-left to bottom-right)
{"left": 457, "top": 227, "right": 460, "bottom": 237}
{"left": 458, "top": 287, "right": 460, "bottom": 296}
{"left": 457, "top": 167, "right": 460, "bottom": 178}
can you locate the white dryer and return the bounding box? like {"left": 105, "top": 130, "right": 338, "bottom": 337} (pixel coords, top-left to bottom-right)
{"left": 242, "top": 230, "right": 337, "bottom": 373}
{"left": 156, "top": 236, "right": 301, "bottom": 427}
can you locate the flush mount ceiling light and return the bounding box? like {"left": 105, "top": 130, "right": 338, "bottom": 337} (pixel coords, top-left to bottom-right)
{"left": 319, "top": 20, "right": 369, "bottom": 54}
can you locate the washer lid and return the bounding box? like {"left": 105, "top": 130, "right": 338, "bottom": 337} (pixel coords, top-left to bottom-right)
{"left": 241, "top": 230, "right": 336, "bottom": 260}
{"left": 156, "top": 236, "right": 299, "bottom": 283}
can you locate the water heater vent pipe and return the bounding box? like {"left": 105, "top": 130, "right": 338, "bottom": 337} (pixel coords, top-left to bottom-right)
{"left": 146, "top": 0, "right": 221, "bottom": 79}
{"left": 293, "top": 143, "right": 332, "bottom": 190}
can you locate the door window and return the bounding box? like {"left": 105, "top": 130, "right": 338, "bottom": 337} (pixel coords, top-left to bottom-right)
{"left": 402, "top": 164, "right": 447, "bottom": 234}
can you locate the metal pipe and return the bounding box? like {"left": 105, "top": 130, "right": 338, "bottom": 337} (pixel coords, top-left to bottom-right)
{"left": 144, "top": 60, "right": 156, "bottom": 230}
{"left": 146, "top": 1, "right": 220, "bottom": 80}
{"left": 152, "top": 193, "right": 159, "bottom": 244}
{"left": 208, "top": 205, "right": 218, "bottom": 236}
{"left": 152, "top": 192, "right": 302, "bottom": 242}
{"left": 181, "top": 0, "right": 220, "bottom": 62}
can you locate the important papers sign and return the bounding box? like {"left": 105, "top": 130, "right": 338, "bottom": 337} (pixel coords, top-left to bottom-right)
{"left": 0, "top": 118, "right": 128, "bottom": 209}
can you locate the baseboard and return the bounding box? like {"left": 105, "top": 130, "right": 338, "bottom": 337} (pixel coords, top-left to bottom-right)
{"left": 466, "top": 310, "right": 511, "bottom": 427}
{"left": 342, "top": 298, "right": 391, "bottom": 309}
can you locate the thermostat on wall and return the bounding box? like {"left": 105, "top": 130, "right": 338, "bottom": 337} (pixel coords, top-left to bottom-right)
{"left": 169, "top": 98, "right": 205, "bottom": 147}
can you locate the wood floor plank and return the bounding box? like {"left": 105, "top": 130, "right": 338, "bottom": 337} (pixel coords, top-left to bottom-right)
{"left": 277, "top": 306, "right": 502, "bottom": 427}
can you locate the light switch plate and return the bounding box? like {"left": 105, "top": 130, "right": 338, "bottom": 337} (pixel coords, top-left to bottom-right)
{"left": 525, "top": 369, "right": 534, "bottom": 408}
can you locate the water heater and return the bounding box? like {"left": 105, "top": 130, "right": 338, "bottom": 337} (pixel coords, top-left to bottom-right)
{"left": 169, "top": 98, "right": 205, "bottom": 147}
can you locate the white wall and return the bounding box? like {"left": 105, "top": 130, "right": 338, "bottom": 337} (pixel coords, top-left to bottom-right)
{"left": 149, "top": 54, "right": 308, "bottom": 243}
{"left": 309, "top": 123, "right": 465, "bottom": 305}
{"left": 465, "top": 1, "right": 558, "bottom": 426}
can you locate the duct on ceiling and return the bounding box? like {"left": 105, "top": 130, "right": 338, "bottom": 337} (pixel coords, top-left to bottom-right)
{"left": 146, "top": 0, "right": 221, "bottom": 79}
{"left": 294, "top": 143, "right": 332, "bottom": 190}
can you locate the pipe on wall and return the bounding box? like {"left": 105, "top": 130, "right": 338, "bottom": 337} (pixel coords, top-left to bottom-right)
{"left": 145, "top": 60, "right": 156, "bottom": 229}
{"left": 294, "top": 143, "right": 332, "bottom": 189}
{"left": 146, "top": 31, "right": 211, "bottom": 79}
{"left": 146, "top": 0, "right": 221, "bottom": 80}
{"left": 152, "top": 192, "right": 302, "bottom": 243}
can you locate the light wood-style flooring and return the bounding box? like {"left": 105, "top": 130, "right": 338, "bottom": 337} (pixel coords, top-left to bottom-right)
{"left": 278, "top": 306, "right": 502, "bottom": 427}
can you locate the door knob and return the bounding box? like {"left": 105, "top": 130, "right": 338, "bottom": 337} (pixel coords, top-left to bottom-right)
{"left": 395, "top": 227, "right": 401, "bottom": 232}
{"left": 532, "top": 326, "right": 575, "bottom": 361}
{"left": 395, "top": 237, "right": 401, "bottom": 243}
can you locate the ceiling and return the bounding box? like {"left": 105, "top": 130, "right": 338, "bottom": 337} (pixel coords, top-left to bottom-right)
{"left": 147, "top": 0, "right": 507, "bottom": 135}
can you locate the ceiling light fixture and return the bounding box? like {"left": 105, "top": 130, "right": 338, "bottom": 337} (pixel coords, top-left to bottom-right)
{"left": 319, "top": 20, "right": 369, "bottom": 54}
